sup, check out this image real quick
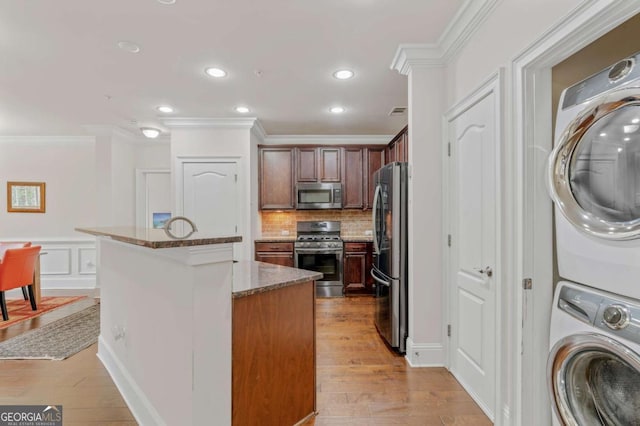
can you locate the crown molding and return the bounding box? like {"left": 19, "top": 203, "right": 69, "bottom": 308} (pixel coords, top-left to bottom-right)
{"left": 438, "top": 0, "right": 499, "bottom": 62}
{"left": 82, "top": 125, "right": 165, "bottom": 144}
{"left": 391, "top": 0, "right": 499, "bottom": 74}
{"left": 0, "top": 135, "right": 94, "bottom": 144}
{"left": 263, "top": 134, "right": 393, "bottom": 145}
{"left": 250, "top": 119, "right": 267, "bottom": 141}
{"left": 390, "top": 44, "right": 443, "bottom": 75}
{"left": 161, "top": 117, "right": 260, "bottom": 129}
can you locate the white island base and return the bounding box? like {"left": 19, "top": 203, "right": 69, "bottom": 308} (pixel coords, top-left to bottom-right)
{"left": 95, "top": 237, "right": 234, "bottom": 426}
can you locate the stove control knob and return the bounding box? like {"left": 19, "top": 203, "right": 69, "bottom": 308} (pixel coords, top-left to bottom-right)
{"left": 603, "top": 305, "right": 630, "bottom": 330}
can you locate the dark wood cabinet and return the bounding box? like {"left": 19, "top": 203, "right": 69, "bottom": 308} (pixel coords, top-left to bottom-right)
{"left": 387, "top": 125, "right": 408, "bottom": 163}
{"left": 319, "top": 148, "right": 341, "bottom": 182}
{"left": 343, "top": 242, "right": 374, "bottom": 295}
{"left": 258, "top": 144, "right": 386, "bottom": 211}
{"left": 296, "top": 148, "right": 317, "bottom": 182}
{"left": 259, "top": 148, "right": 295, "bottom": 210}
{"left": 255, "top": 242, "right": 294, "bottom": 267}
{"left": 365, "top": 147, "right": 385, "bottom": 209}
{"left": 342, "top": 148, "right": 365, "bottom": 209}
{"left": 295, "top": 147, "right": 341, "bottom": 183}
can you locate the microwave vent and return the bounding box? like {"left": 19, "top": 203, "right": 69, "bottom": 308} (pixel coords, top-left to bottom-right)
{"left": 389, "top": 106, "right": 407, "bottom": 116}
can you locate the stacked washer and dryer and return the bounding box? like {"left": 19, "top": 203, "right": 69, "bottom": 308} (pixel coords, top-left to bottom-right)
{"left": 547, "top": 52, "right": 640, "bottom": 425}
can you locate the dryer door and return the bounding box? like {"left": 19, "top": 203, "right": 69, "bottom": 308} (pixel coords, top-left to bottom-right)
{"left": 548, "top": 333, "right": 640, "bottom": 425}
{"left": 548, "top": 87, "right": 640, "bottom": 240}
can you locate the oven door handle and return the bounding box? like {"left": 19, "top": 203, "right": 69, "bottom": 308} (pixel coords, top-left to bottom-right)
{"left": 370, "top": 267, "right": 390, "bottom": 287}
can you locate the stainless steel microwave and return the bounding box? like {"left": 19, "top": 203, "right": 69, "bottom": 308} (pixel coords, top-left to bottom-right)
{"left": 296, "top": 183, "right": 342, "bottom": 209}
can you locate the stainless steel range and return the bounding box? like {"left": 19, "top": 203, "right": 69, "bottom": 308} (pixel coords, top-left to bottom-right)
{"left": 294, "top": 221, "right": 343, "bottom": 297}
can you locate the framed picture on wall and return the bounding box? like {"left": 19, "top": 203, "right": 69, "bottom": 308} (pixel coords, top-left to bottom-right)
{"left": 152, "top": 212, "right": 171, "bottom": 228}
{"left": 7, "top": 181, "right": 46, "bottom": 213}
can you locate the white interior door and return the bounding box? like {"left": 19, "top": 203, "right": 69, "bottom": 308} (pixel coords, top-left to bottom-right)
{"left": 183, "top": 162, "right": 238, "bottom": 236}
{"left": 448, "top": 89, "right": 498, "bottom": 420}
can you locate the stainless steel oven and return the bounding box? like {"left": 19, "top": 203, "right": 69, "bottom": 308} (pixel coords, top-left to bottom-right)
{"left": 294, "top": 221, "right": 344, "bottom": 297}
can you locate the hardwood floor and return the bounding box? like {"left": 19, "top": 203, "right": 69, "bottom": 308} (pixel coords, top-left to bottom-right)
{"left": 0, "top": 296, "right": 490, "bottom": 425}
{"left": 0, "top": 298, "right": 137, "bottom": 425}
{"left": 307, "top": 297, "right": 491, "bottom": 425}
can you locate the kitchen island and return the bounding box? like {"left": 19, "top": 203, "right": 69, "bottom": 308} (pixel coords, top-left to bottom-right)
{"left": 76, "top": 227, "right": 321, "bottom": 426}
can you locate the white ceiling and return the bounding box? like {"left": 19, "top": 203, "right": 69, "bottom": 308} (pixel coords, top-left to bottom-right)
{"left": 0, "top": 0, "right": 464, "bottom": 137}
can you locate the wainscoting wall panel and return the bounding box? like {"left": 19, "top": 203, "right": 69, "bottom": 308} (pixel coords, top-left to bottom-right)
{"left": 78, "top": 248, "right": 97, "bottom": 275}
{"left": 3, "top": 239, "right": 97, "bottom": 292}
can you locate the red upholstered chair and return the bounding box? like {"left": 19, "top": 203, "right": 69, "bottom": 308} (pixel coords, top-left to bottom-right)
{"left": 0, "top": 242, "right": 32, "bottom": 301}
{"left": 0, "top": 245, "right": 41, "bottom": 321}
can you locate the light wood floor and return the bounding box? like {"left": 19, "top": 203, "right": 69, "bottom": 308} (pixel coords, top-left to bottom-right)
{"left": 0, "top": 296, "right": 490, "bottom": 425}
{"left": 306, "top": 297, "right": 491, "bottom": 425}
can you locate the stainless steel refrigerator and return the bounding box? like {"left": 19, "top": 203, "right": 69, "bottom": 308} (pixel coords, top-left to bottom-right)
{"left": 371, "top": 162, "right": 408, "bottom": 353}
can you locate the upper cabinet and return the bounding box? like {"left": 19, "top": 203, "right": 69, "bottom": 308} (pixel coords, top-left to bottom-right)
{"left": 258, "top": 144, "right": 387, "bottom": 210}
{"left": 342, "top": 148, "right": 365, "bottom": 209}
{"left": 386, "top": 125, "right": 408, "bottom": 163}
{"left": 365, "top": 146, "right": 386, "bottom": 209}
{"left": 259, "top": 147, "right": 295, "bottom": 210}
{"left": 295, "top": 147, "right": 341, "bottom": 183}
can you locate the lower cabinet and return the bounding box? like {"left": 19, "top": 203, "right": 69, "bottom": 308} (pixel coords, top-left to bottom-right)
{"left": 233, "top": 281, "right": 315, "bottom": 425}
{"left": 343, "top": 242, "right": 374, "bottom": 296}
{"left": 255, "top": 242, "right": 294, "bottom": 267}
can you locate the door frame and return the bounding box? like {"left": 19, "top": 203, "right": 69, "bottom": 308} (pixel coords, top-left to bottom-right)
{"left": 511, "top": 1, "right": 640, "bottom": 424}
{"left": 443, "top": 69, "right": 503, "bottom": 421}
{"left": 135, "top": 168, "right": 171, "bottom": 228}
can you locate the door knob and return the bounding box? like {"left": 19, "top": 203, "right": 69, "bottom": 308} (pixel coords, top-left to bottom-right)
{"left": 474, "top": 266, "right": 493, "bottom": 278}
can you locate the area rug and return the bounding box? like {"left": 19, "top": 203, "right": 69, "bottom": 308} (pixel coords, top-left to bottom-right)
{"left": 0, "top": 304, "right": 99, "bottom": 360}
{"left": 0, "top": 296, "right": 86, "bottom": 330}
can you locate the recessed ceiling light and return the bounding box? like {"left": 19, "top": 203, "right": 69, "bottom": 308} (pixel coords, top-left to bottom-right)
{"left": 599, "top": 132, "right": 607, "bottom": 137}
{"left": 235, "top": 106, "right": 250, "bottom": 113}
{"left": 117, "top": 41, "right": 141, "bottom": 54}
{"left": 205, "top": 67, "right": 227, "bottom": 78}
{"left": 633, "top": 118, "right": 640, "bottom": 124}
{"left": 157, "top": 0, "right": 176, "bottom": 4}
{"left": 140, "top": 127, "right": 161, "bottom": 139}
{"left": 330, "top": 106, "right": 345, "bottom": 114}
{"left": 624, "top": 137, "right": 631, "bottom": 141}
{"left": 333, "top": 69, "right": 354, "bottom": 80}
{"left": 156, "top": 105, "right": 174, "bottom": 113}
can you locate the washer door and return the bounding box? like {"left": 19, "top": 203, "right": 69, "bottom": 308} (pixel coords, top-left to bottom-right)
{"left": 548, "top": 87, "right": 640, "bottom": 240}
{"left": 548, "top": 333, "right": 640, "bottom": 425}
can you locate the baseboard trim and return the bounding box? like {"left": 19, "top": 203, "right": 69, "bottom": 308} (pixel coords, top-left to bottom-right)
{"left": 98, "top": 336, "right": 165, "bottom": 426}
{"left": 404, "top": 338, "right": 445, "bottom": 367}
{"left": 41, "top": 288, "right": 97, "bottom": 298}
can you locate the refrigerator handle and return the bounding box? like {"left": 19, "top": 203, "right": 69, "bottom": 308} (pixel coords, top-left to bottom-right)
{"left": 372, "top": 185, "right": 382, "bottom": 255}
{"left": 370, "top": 267, "right": 390, "bottom": 287}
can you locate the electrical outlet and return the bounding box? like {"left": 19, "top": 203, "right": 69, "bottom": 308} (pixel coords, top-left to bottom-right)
{"left": 281, "top": 230, "right": 290, "bottom": 236}
{"left": 364, "top": 230, "right": 373, "bottom": 236}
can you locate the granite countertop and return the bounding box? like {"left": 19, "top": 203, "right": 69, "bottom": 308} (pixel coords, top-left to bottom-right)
{"left": 76, "top": 227, "right": 242, "bottom": 249}
{"left": 254, "top": 237, "right": 296, "bottom": 242}
{"left": 342, "top": 236, "right": 373, "bottom": 242}
{"left": 232, "top": 261, "right": 323, "bottom": 298}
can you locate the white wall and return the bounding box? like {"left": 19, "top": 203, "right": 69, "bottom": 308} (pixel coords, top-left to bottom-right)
{"left": 0, "top": 137, "right": 97, "bottom": 237}
{"left": 447, "top": 0, "right": 582, "bottom": 105}
{"left": 135, "top": 142, "right": 171, "bottom": 170}
{"left": 0, "top": 133, "right": 170, "bottom": 292}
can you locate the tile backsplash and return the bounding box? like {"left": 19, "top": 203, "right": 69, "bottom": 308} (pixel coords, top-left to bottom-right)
{"left": 260, "top": 210, "right": 372, "bottom": 237}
